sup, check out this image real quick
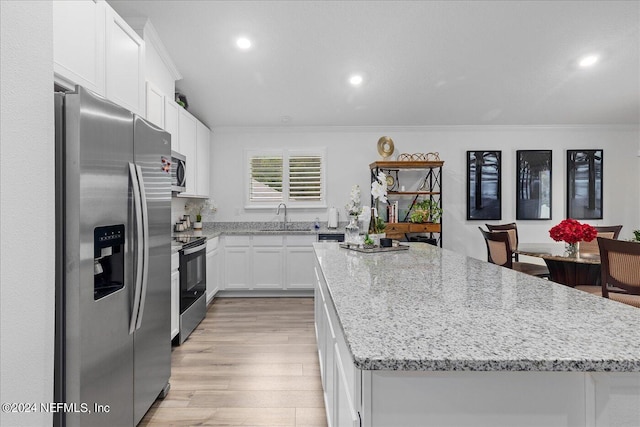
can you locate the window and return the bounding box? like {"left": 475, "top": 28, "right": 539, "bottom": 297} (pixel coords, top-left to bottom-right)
{"left": 246, "top": 148, "right": 326, "bottom": 208}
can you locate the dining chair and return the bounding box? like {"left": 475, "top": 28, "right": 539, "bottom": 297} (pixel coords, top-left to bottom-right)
{"left": 578, "top": 225, "right": 623, "bottom": 254}
{"left": 479, "top": 227, "right": 550, "bottom": 278}
{"left": 575, "top": 237, "right": 640, "bottom": 308}
{"left": 485, "top": 222, "right": 519, "bottom": 261}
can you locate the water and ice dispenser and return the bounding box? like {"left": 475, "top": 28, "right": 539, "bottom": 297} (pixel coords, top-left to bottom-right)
{"left": 93, "top": 225, "right": 125, "bottom": 300}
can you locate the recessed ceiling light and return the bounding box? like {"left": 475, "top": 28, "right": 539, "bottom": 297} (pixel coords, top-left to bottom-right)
{"left": 349, "top": 74, "right": 363, "bottom": 86}
{"left": 236, "top": 37, "right": 252, "bottom": 50}
{"left": 578, "top": 55, "right": 599, "bottom": 68}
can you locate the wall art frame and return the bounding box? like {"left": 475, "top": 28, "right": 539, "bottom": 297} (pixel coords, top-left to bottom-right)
{"left": 567, "top": 149, "right": 603, "bottom": 220}
{"left": 516, "top": 150, "right": 552, "bottom": 220}
{"left": 466, "top": 150, "right": 501, "bottom": 220}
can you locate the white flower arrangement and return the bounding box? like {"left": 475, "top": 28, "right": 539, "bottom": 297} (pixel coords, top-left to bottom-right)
{"left": 185, "top": 199, "right": 218, "bottom": 222}
{"left": 345, "top": 184, "right": 362, "bottom": 217}
{"left": 371, "top": 171, "right": 388, "bottom": 205}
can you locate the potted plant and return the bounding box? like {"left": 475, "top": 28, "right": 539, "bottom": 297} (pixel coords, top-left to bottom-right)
{"left": 185, "top": 199, "right": 217, "bottom": 230}
{"left": 363, "top": 234, "right": 375, "bottom": 249}
{"left": 409, "top": 199, "right": 442, "bottom": 223}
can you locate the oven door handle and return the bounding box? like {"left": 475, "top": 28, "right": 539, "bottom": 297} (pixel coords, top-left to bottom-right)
{"left": 128, "top": 163, "right": 144, "bottom": 335}
{"left": 183, "top": 243, "right": 207, "bottom": 255}
{"left": 134, "top": 164, "right": 149, "bottom": 331}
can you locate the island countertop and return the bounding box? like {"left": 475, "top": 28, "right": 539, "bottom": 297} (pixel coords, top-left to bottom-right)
{"left": 313, "top": 242, "right": 640, "bottom": 372}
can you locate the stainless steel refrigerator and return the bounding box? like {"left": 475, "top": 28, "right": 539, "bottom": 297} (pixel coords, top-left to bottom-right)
{"left": 55, "top": 86, "right": 171, "bottom": 426}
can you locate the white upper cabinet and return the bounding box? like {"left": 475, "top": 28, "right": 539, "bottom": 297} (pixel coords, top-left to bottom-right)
{"left": 178, "top": 109, "right": 197, "bottom": 195}
{"left": 105, "top": 4, "right": 145, "bottom": 115}
{"left": 164, "top": 98, "right": 180, "bottom": 153}
{"left": 53, "top": 1, "right": 145, "bottom": 116}
{"left": 53, "top": 0, "right": 106, "bottom": 93}
{"left": 145, "top": 82, "right": 164, "bottom": 128}
{"left": 196, "top": 120, "right": 211, "bottom": 197}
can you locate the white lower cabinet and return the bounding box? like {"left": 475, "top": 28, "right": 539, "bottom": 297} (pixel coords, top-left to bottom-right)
{"left": 224, "top": 236, "right": 252, "bottom": 289}
{"left": 252, "top": 236, "right": 284, "bottom": 289}
{"left": 170, "top": 252, "right": 179, "bottom": 340}
{"left": 220, "top": 234, "right": 316, "bottom": 291}
{"left": 285, "top": 235, "right": 316, "bottom": 289}
{"left": 315, "top": 261, "right": 359, "bottom": 427}
{"left": 206, "top": 237, "right": 221, "bottom": 304}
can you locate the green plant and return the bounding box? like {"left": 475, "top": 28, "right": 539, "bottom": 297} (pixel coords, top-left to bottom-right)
{"left": 370, "top": 217, "right": 386, "bottom": 234}
{"left": 409, "top": 199, "right": 442, "bottom": 223}
{"left": 633, "top": 229, "right": 640, "bottom": 242}
{"left": 364, "top": 234, "right": 375, "bottom": 246}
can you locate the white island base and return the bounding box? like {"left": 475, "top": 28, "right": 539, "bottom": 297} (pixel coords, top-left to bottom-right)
{"left": 359, "top": 370, "right": 640, "bottom": 427}
{"left": 313, "top": 244, "right": 640, "bottom": 427}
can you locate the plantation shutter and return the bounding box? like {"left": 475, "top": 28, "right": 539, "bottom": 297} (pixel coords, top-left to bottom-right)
{"left": 288, "top": 155, "right": 322, "bottom": 201}
{"left": 249, "top": 155, "right": 283, "bottom": 202}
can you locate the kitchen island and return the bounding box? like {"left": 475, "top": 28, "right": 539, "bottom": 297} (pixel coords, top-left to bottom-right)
{"left": 312, "top": 242, "right": 640, "bottom": 427}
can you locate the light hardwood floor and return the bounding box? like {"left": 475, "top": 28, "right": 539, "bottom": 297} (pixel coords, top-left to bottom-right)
{"left": 140, "top": 297, "right": 327, "bottom": 427}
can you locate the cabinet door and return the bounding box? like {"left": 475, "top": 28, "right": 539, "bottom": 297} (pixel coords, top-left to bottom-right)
{"left": 206, "top": 240, "right": 220, "bottom": 303}
{"left": 252, "top": 247, "right": 284, "bottom": 289}
{"left": 178, "top": 109, "right": 197, "bottom": 194}
{"left": 145, "top": 82, "right": 164, "bottom": 128}
{"left": 224, "top": 247, "right": 251, "bottom": 289}
{"left": 170, "top": 270, "right": 179, "bottom": 340}
{"left": 53, "top": 0, "right": 106, "bottom": 93}
{"left": 105, "top": 4, "right": 145, "bottom": 115}
{"left": 285, "top": 247, "right": 315, "bottom": 289}
{"left": 211, "top": 248, "right": 221, "bottom": 295}
{"left": 196, "top": 120, "right": 211, "bottom": 197}
{"left": 164, "top": 99, "right": 180, "bottom": 153}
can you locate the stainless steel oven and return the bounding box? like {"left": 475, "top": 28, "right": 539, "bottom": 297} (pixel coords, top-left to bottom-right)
{"left": 176, "top": 236, "right": 206, "bottom": 344}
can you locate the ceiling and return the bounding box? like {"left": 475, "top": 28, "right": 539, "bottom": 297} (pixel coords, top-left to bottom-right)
{"left": 109, "top": 0, "right": 640, "bottom": 128}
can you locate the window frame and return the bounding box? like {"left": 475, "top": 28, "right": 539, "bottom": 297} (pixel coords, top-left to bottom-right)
{"left": 244, "top": 147, "right": 327, "bottom": 209}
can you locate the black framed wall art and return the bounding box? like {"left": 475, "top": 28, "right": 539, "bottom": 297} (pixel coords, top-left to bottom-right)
{"left": 516, "top": 150, "right": 552, "bottom": 220}
{"left": 466, "top": 151, "right": 501, "bottom": 220}
{"left": 567, "top": 149, "right": 603, "bottom": 219}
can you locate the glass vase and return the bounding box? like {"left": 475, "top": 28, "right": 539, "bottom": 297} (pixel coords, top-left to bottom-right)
{"left": 565, "top": 242, "right": 578, "bottom": 256}
{"left": 345, "top": 215, "right": 360, "bottom": 244}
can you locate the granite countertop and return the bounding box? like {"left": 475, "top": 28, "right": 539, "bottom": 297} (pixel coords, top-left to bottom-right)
{"left": 171, "top": 221, "right": 346, "bottom": 252}
{"left": 313, "top": 242, "right": 640, "bottom": 372}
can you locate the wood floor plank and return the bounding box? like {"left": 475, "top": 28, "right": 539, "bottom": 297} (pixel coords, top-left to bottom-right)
{"left": 140, "top": 297, "right": 327, "bottom": 427}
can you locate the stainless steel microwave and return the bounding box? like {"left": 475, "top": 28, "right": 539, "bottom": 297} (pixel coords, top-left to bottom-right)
{"left": 171, "top": 151, "right": 186, "bottom": 193}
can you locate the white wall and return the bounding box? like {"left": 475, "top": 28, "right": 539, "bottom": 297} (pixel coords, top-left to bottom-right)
{"left": 0, "top": 2, "right": 54, "bottom": 426}
{"left": 211, "top": 125, "right": 639, "bottom": 258}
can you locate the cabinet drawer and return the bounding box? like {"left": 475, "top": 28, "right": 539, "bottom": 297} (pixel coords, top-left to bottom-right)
{"left": 206, "top": 236, "right": 219, "bottom": 252}
{"left": 385, "top": 223, "right": 410, "bottom": 233}
{"left": 252, "top": 235, "right": 284, "bottom": 246}
{"left": 409, "top": 223, "right": 441, "bottom": 233}
{"left": 287, "top": 235, "right": 316, "bottom": 246}
{"left": 224, "top": 235, "right": 251, "bottom": 247}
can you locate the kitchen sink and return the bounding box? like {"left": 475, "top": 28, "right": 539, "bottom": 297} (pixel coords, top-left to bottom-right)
{"left": 258, "top": 227, "right": 313, "bottom": 233}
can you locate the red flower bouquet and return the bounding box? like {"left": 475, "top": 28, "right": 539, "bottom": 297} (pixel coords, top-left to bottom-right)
{"left": 549, "top": 219, "right": 597, "bottom": 244}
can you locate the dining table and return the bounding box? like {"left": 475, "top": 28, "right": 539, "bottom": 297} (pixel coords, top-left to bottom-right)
{"left": 516, "top": 243, "right": 601, "bottom": 287}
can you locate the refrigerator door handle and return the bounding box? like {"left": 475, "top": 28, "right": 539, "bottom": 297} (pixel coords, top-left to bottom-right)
{"left": 134, "top": 164, "right": 150, "bottom": 330}
{"left": 129, "top": 163, "right": 144, "bottom": 335}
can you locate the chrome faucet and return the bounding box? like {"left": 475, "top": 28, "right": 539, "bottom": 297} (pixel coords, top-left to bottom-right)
{"left": 276, "top": 203, "right": 288, "bottom": 230}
